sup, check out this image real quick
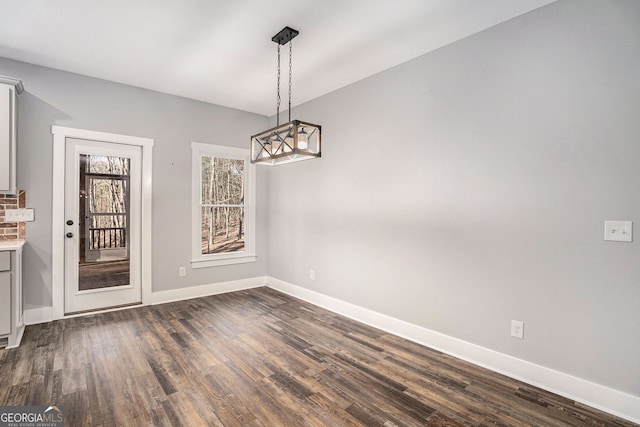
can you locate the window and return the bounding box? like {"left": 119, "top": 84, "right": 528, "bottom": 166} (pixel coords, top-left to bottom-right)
{"left": 191, "top": 142, "right": 256, "bottom": 267}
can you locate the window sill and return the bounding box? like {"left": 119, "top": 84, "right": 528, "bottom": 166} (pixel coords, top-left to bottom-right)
{"left": 191, "top": 254, "right": 257, "bottom": 269}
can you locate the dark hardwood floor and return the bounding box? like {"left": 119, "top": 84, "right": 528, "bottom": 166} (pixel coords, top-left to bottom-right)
{"left": 0, "top": 287, "right": 636, "bottom": 426}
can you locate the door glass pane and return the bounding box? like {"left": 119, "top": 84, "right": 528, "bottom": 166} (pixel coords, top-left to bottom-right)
{"left": 78, "top": 154, "right": 131, "bottom": 291}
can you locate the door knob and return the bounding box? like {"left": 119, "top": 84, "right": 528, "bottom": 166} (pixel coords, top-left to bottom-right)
{"left": 66, "top": 220, "right": 74, "bottom": 225}
{"left": 66, "top": 232, "right": 74, "bottom": 238}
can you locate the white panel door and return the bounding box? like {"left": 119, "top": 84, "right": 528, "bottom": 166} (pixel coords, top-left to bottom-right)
{"left": 64, "top": 138, "right": 142, "bottom": 314}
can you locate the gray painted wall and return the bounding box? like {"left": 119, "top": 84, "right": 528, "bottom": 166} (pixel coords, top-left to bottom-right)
{"left": 267, "top": 0, "right": 640, "bottom": 396}
{"left": 0, "top": 57, "right": 269, "bottom": 310}
{"left": 2, "top": 0, "right": 638, "bottom": 401}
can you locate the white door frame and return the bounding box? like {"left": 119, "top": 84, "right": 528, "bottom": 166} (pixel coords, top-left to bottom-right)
{"left": 52, "top": 126, "right": 153, "bottom": 320}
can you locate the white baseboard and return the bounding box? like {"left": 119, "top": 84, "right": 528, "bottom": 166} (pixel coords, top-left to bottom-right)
{"left": 150, "top": 276, "right": 267, "bottom": 305}
{"left": 266, "top": 276, "right": 640, "bottom": 424}
{"left": 23, "top": 276, "right": 267, "bottom": 324}
{"left": 24, "top": 306, "right": 54, "bottom": 325}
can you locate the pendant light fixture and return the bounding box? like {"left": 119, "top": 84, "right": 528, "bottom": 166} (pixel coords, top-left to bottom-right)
{"left": 251, "top": 27, "right": 321, "bottom": 165}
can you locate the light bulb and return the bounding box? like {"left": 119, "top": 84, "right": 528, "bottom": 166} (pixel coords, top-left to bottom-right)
{"left": 298, "top": 127, "right": 309, "bottom": 150}
{"left": 283, "top": 129, "right": 294, "bottom": 152}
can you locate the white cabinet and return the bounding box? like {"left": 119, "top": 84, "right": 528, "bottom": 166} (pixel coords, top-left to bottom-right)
{"left": 0, "top": 76, "right": 24, "bottom": 195}
{"left": 0, "top": 272, "right": 10, "bottom": 335}
{"left": 0, "top": 243, "right": 24, "bottom": 348}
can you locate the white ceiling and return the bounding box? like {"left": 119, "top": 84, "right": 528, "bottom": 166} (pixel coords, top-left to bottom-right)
{"left": 0, "top": 0, "right": 556, "bottom": 116}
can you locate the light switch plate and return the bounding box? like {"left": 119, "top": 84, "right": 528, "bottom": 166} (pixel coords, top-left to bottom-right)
{"left": 4, "top": 208, "right": 35, "bottom": 222}
{"left": 604, "top": 221, "right": 632, "bottom": 242}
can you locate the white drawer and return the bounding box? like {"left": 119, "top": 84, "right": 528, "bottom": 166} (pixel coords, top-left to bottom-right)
{"left": 0, "top": 252, "right": 10, "bottom": 271}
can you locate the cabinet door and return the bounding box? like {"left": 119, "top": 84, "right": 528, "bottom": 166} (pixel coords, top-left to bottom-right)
{"left": 0, "top": 84, "right": 12, "bottom": 192}
{"left": 0, "top": 272, "right": 10, "bottom": 335}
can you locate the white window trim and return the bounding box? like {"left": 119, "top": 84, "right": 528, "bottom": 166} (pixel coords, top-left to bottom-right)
{"left": 191, "top": 142, "right": 256, "bottom": 268}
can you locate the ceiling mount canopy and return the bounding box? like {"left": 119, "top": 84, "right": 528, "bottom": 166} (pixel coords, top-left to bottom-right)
{"left": 251, "top": 27, "right": 321, "bottom": 166}
{"left": 271, "top": 26, "right": 298, "bottom": 45}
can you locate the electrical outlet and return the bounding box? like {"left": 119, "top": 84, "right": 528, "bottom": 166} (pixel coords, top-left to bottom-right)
{"left": 309, "top": 270, "right": 315, "bottom": 280}
{"left": 4, "top": 208, "right": 35, "bottom": 222}
{"left": 604, "top": 221, "right": 632, "bottom": 242}
{"left": 511, "top": 320, "right": 524, "bottom": 339}
{"left": 179, "top": 267, "right": 186, "bottom": 277}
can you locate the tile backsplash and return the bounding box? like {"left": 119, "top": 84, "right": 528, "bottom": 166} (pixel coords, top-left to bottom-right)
{"left": 0, "top": 190, "right": 26, "bottom": 240}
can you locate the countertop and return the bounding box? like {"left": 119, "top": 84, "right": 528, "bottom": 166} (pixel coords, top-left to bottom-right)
{"left": 0, "top": 240, "right": 25, "bottom": 251}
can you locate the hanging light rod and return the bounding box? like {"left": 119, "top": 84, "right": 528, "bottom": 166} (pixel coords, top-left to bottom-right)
{"left": 251, "top": 26, "right": 322, "bottom": 166}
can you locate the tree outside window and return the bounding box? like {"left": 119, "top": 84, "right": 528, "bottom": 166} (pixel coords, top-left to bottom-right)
{"left": 200, "top": 156, "right": 245, "bottom": 254}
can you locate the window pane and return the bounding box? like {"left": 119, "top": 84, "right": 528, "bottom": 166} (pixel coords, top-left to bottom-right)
{"left": 201, "top": 206, "right": 245, "bottom": 254}
{"left": 86, "top": 155, "right": 130, "bottom": 175}
{"left": 88, "top": 179, "right": 128, "bottom": 214}
{"left": 86, "top": 177, "right": 129, "bottom": 250}
{"left": 201, "top": 157, "right": 244, "bottom": 205}
{"left": 88, "top": 214, "right": 127, "bottom": 249}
